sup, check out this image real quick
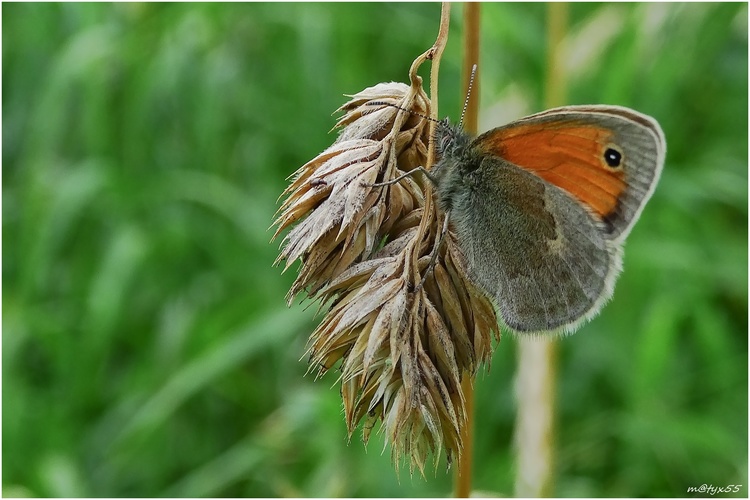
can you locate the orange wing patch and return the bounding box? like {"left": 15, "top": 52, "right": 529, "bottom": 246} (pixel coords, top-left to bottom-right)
{"left": 475, "top": 122, "right": 626, "bottom": 219}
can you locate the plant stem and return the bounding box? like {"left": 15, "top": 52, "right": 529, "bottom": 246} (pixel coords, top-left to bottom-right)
{"left": 426, "top": 1, "right": 451, "bottom": 167}
{"left": 544, "top": 2, "right": 568, "bottom": 110}
{"left": 406, "top": 2, "right": 450, "bottom": 289}
{"left": 454, "top": 3, "right": 480, "bottom": 498}
{"left": 513, "top": 3, "right": 568, "bottom": 497}
{"left": 455, "top": 376, "right": 475, "bottom": 497}
{"left": 461, "top": 3, "right": 480, "bottom": 135}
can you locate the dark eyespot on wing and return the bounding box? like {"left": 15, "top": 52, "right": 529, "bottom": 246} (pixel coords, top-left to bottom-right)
{"left": 604, "top": 147, "right": 622, "bottom": 167}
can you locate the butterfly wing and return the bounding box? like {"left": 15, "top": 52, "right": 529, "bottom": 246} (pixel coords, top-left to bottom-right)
{"left": 473, "top": 105, "right": 665, "bottom": 242}
{"left": 447, "top": 156, "right": 621, "bottom": 333}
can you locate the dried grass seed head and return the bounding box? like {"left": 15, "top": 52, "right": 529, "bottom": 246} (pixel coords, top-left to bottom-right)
{"left": 273, "top": 77, "right": 499, "bottom": 474}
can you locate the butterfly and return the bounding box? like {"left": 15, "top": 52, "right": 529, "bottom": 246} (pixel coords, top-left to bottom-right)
{"left": 430, "top": 105, "right": 665, "bottom": 334}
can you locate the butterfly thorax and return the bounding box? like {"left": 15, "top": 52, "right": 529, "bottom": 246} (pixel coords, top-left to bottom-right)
{"left": 432, "top": 119, "right": 482, "bottom": 212}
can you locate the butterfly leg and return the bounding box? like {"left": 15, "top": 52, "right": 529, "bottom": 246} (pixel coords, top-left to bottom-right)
{"left": 363, "top": 166, "right": 437, "bottom": 188}
{"left": 361, "top": 165, "right": 446, "bottom": 290}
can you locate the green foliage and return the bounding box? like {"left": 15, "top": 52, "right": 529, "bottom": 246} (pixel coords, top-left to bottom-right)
{"left": 4, "top": 3, "right": 747, "bottom": 497}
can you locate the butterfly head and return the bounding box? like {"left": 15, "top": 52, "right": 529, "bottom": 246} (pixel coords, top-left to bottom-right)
{"left": 434, "top": 118, "right": 472, "bottom": 161}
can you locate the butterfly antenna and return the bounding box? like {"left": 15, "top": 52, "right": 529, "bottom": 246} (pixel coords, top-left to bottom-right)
{"left": 458, "top": 64, "right": 477, "bottom": 129}
{"left": 365, "top": 101, "right": 440, "bottom": 124}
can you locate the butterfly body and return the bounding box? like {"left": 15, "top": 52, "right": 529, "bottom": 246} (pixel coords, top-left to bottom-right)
{"left": 432, "top": 105, "right": 665, "bottom": 334}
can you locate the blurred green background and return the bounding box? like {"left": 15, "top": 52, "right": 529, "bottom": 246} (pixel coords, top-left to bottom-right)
{"left": 3, "top": 3, "right": 747, "bottom": 497}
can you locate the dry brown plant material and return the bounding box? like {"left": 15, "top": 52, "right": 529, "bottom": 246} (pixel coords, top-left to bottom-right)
{"left": 273, "top": 74, "right": 499, "bottom": 473}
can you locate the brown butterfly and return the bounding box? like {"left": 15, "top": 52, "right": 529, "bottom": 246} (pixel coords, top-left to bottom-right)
{"left": 431, "top": 105, "right": 665, "bottom": 334}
